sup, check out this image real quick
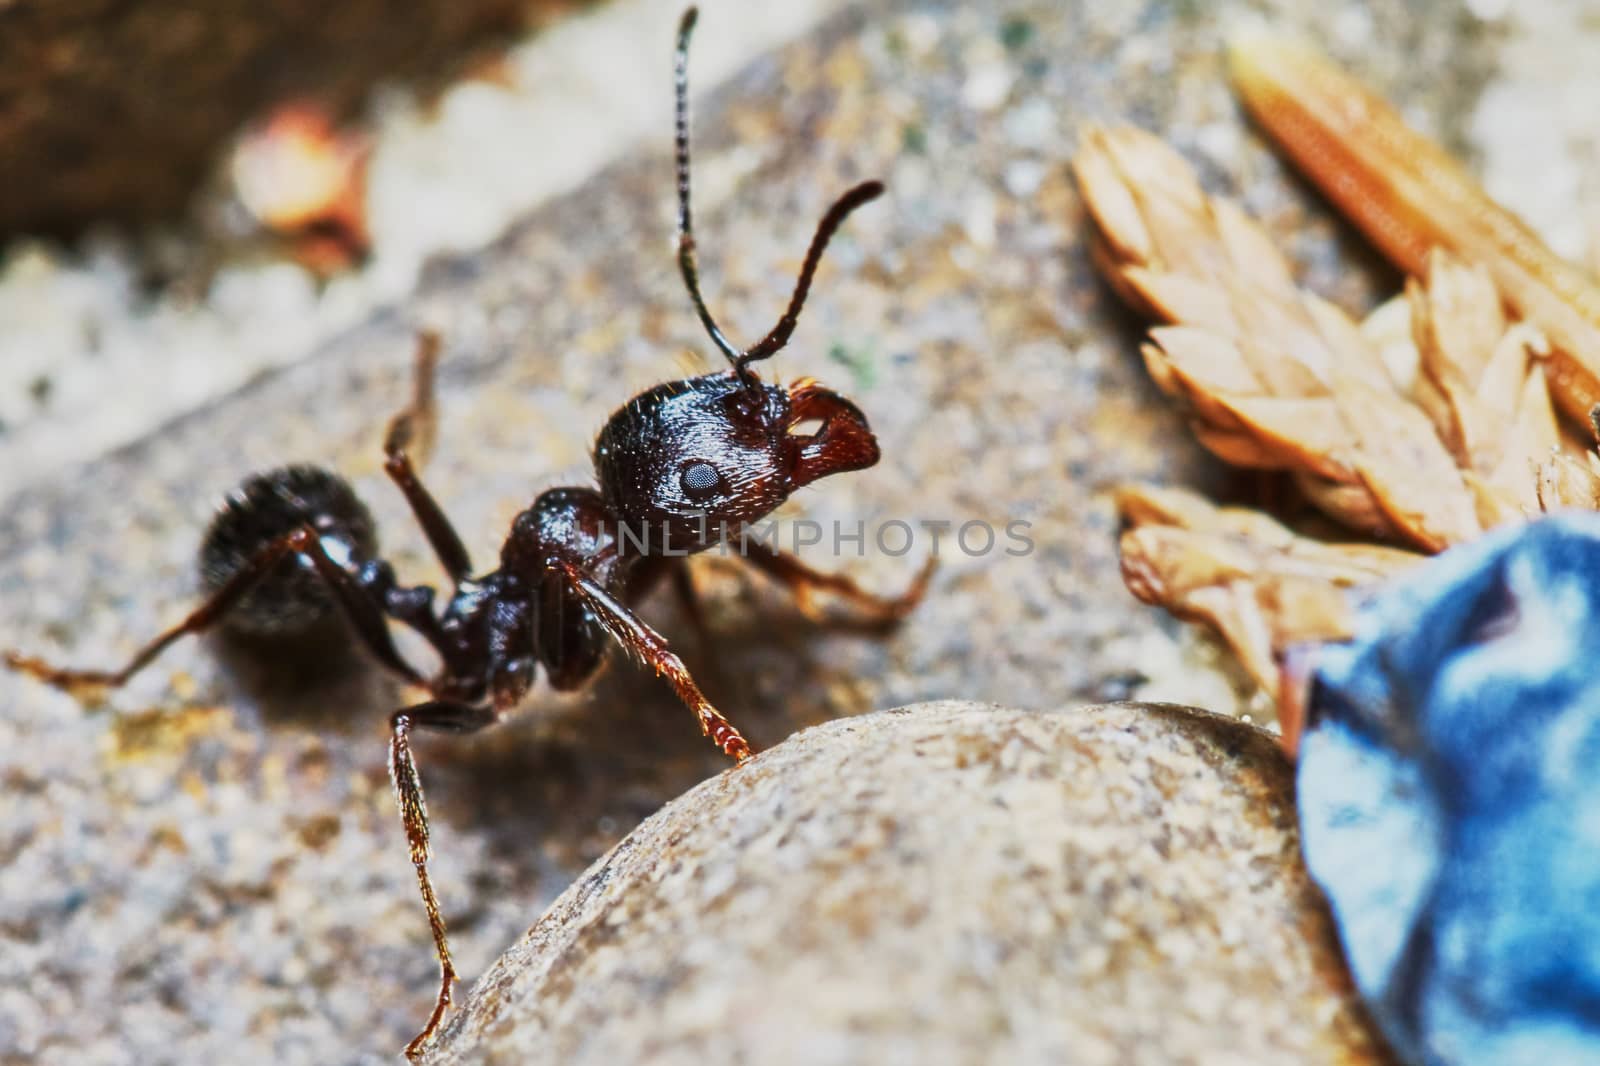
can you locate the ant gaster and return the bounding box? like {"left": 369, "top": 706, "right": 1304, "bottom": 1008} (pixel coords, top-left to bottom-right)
{"left": 3, "top": 7, "right": 932, "bottom": 1059}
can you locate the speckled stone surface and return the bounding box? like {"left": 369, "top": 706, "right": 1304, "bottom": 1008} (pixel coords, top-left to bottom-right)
{"left": 0, "top": 1, "right": 1499, "bottom": 1063}
{"left": 422, "top": 702, "right": 1387, "bottom": 1066}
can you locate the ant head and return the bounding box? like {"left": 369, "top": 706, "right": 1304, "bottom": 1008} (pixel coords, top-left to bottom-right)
{"left": 602, "top": 6, "right": 884, "bottom": 554}
{"left": 594, "top": 370, "right": 878, "bottom": 554}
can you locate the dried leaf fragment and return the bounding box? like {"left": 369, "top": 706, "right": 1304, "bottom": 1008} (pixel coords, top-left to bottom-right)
{"left": 1116, "top": 484, "right": 1421, "bottom": 694}
{"left": 1074, "top": 123, "right": 1490, "bottom": 551}
{"left": 1075, "top": 39, "right": 1600, "bottom": 732}
{"left": 1228, "top": 34, "right": 1600, "bottom": 424}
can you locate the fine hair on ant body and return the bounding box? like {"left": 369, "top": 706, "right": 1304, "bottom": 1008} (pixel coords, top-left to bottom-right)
{"left": 4, "top": 7, "right": 932, "bottom": 1059}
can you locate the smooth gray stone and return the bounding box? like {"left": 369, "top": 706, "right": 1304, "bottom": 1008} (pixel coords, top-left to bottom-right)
{"left": 424, "top": 701, "right": 1387, "bottom": 1066}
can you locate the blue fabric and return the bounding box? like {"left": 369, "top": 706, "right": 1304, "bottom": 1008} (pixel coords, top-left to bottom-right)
{"left": 1299, "top": 513, "right": 1600, "bottom": 1065}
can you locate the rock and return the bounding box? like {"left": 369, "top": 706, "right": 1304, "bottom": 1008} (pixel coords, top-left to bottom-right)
{"left": 422, "top": 702, "right": 1388, "bottom": 1065}
{"left": 0, "top": 0, "right": 1509, "bottom": 1061}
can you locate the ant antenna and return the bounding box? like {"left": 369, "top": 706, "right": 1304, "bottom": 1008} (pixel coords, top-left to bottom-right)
{"left": 674, "top": 6, "right": 884, "bottom": 384}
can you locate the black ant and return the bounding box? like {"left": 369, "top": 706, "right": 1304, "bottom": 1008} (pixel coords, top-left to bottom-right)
{"left": 3, "top": 7, "right": 931, "bottom": 1059}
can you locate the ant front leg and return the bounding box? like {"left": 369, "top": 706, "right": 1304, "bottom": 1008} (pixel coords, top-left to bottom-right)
{"left": 4, "top": 526, "right": 424, "bottom": 696}
{"left": 383, "top": 331, "right": 474, "bottom": 586}
{"left": 387, "top": 699, "right": 497, "bottom": 1061}
{"left": 556, "top": 562, "right": 751, "bottom": 762}
{"left": 737, "top": 540, "right": 936, "bottom": 628}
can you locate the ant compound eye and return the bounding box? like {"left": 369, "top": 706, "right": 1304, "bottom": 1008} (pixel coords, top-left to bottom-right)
{"left": 679, "top": 460, "right": 723, "bottom": 501}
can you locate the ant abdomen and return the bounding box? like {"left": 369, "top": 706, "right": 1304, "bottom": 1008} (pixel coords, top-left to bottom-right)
{"left": 198, "top": 464, "right": 378, "bottom": 637}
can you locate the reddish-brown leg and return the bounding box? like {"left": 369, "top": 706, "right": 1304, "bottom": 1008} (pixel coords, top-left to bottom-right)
{"left": 386, "top": 331, "right": 442, "bottom": 467}
{"left": 668, "top": 560, "right": 714, "bottom": 644}
{"left": 4, "top": 526, "right": 424, "bottom": 696}
{"left": 556, "top": 562, "right": 750, "bottom": 762}
{"left": 383, "top": 332, "right": 474, "bottom": 585}
{"left": 388, "top": 699, "right": 496, "bottom": 1061}
{"left": 737, "top": 541, "right": 935, "bottom": 627}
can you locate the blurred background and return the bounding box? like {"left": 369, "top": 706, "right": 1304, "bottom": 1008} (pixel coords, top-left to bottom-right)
{"left": 0, "top": 0, "right": 850, "bottom": 499}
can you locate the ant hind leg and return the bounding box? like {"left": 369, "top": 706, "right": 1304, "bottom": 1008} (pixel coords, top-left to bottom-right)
{"left": 5, "top": 526, "right": 424, "bottom": 697}
{"left": 388, "top": 699, "right": 497, "bottom": 1061}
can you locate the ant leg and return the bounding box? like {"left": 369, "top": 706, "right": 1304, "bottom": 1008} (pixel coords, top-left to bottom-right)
{"left": 555, "top": 562, "right": 751, "bottom": 762}
{"left": 388, "top": 699, "right": 496, "bottom": 1061}
{"left": 5, "top": 527, "right": 425, "bottom": 695}
{"left": 736, "top": 541, "right": 935, "bottom": 627}
{"left": 389, "top": 331, "right": 443, "bottom": 468}
{"left": 383, "top": 331, "right": 474, "bottom": 585}
{"left": 669, "top": 560, "right": 712, "bottom": 643}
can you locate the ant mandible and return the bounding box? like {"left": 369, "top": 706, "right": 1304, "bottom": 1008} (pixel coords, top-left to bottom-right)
{"left": 3, "top": 6, "right": 931, "bottom": 1059}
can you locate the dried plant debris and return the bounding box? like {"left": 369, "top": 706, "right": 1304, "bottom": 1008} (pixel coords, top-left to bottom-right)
{"left": 1229, "top": 35, "right": 1600, "bottom": 424}
{"left": 1075, "top": 124, "right": 1600, "bottom": 553}
{"left": 1074, "top": 117, "right": 1600, "bottom": 715}
{"left": 1117, "top": 484, "right": 1419, "bottom": 695}
{"left": 1297, "top": 513, "right": 1600, "bottom": 1066}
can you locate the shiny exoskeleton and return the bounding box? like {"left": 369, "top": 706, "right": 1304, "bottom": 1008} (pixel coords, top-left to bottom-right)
{"left": 2, "top": 8, "right": 931, "bottom": 1060}
{"left": 199, "top": 463, "right": 380, "bottom": 638}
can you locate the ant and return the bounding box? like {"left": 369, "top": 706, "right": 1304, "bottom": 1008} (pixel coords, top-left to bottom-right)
{"left": 3, "top": 7, "right": 931, "bottom": 1059}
